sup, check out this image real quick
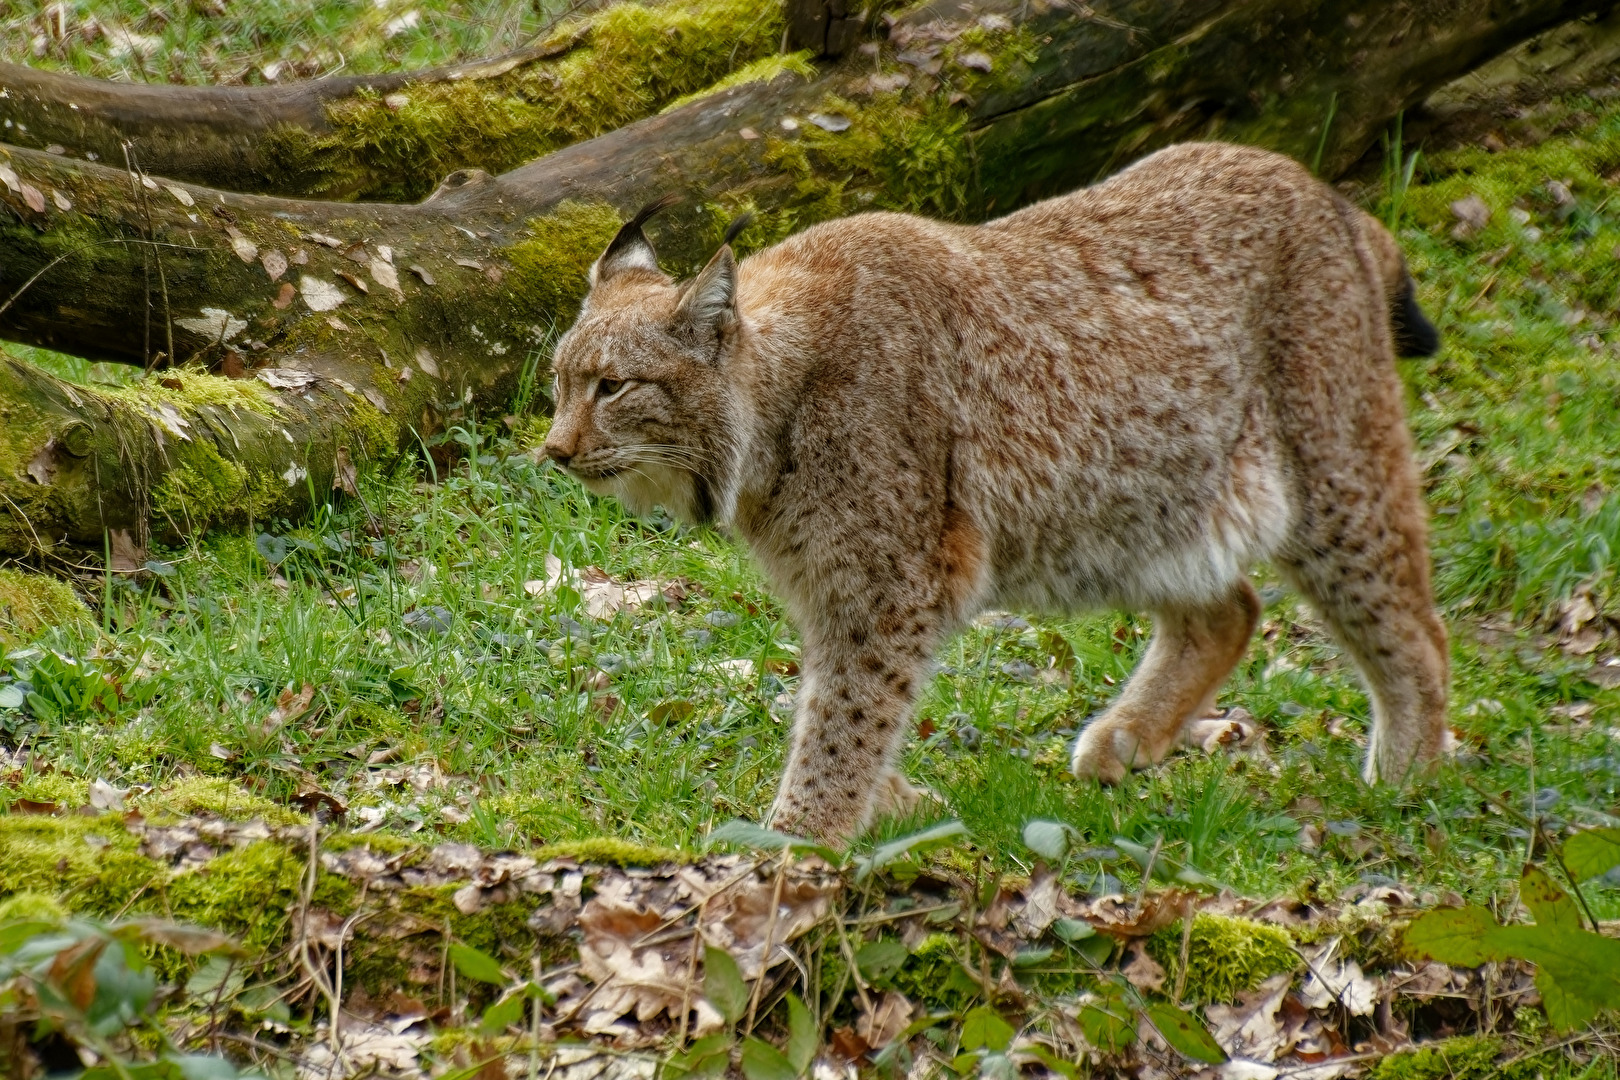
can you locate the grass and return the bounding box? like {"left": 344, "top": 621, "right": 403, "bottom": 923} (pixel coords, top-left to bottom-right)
{"left": 5, "top": 86, "right": 1620, "bottom": 912}
{"left": 4, "top": 31, "right": 1620, "bottom": 1071}
{"left": 2, "top": 0, "right": 575, "bottom": 84}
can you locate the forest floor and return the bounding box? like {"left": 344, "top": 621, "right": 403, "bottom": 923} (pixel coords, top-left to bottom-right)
{"left": 3, "top": 4, "right": 1620, "bottom": 1078}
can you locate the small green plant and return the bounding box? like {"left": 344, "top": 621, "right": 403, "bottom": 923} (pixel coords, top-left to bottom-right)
{"left": 0, "top": 910, "right": 253, "bottom": 1077}
{"left": 1404, "top": 827, "right": 1620, "bottom": 1031}
{"left": 1380, "top": 112, "right": 1423, "bottom": 232}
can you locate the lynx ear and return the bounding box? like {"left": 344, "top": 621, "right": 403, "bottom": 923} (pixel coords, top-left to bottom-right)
{"left": 673, "top": 245, "right": 737, "bottom": 345}
{"left": 590, "top": 194, "right": 681, "bottom": 286}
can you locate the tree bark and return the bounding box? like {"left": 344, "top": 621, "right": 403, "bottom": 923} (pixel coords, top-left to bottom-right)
{"left": 0, "top": 43, "right": 580, "bottom": 200}
{"left": 0, "top": 0, "right": 1611, "bottom": 555}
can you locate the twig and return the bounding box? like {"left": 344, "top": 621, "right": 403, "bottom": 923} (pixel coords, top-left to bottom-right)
{"left": 1462, "top": 776, "right": 1600, "bottom": 930}
{"left": 1172, "top": 907, "right": 1194, "bottom": 1006}
{"left": 1135, "top": 836, "right": 1163, "bottom": 912}
{"left": 744, "top": 853, "right": 788, "bottom": 1034}
{"left": 677, "top": 901, "right": 704, "bottom": 1046}
{"left": 830, "top": 898, "right": 874, "bottom": 1018}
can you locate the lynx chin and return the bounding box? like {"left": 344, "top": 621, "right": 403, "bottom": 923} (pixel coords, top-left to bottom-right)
{"left": 543, "top": 142, "right": 1448, "bottom": 844}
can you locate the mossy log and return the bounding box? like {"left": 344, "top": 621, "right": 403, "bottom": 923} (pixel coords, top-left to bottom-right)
{"left": 0, "top": 0, "right": 1610, "bottom": 554}
{"left": 0, "top": 0, "right": 793, "bottom": 202}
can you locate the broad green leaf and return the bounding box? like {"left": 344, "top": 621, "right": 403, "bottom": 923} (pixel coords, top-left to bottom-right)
{"left": 1051, "top": 918, "right": 1095, "bottom": 942}
{"left": 479, "top": 991, "right": 527, "bottom": 1035}
{"left": 0, "top": 920, "right": 61, "bottom": 955}
{"left": 1485, "top": 924, "right": 1620, "bottom": 1026}
{"left": 1145, "top": 1003, "right": 1227, "bottom": 1064}
{"left": 854, "top": 820, "right": 969, "bottom": 881}
{"left": 1021, "top": 820, "right": 1071, "bottom": 861}
{"left": 169, "top": 1053, "right": 242, "bottom": 1080}
{"left": 448, "top": 943, "right": 507, "bottom": 986}
{"left": 855, "top": 938, "right": 909, "bottom": 982}
{"left": 1565, "top": 827, "right": 1620, "bottom": 881}
{"left": 1401, "top": 906, "right": 1498, "bottom": 967}
{"left": 978, "top": 1052, "right": 1019, "bottom": 1080}
{"left": 704, "top": 820, "right": 839, "bottom": 862}
{"left": 785, "top": 992, "right": 817, "bottom": 1074}
{"left": 667, "top": 1034, "right": 733, "bottom": 1080}
{"left": 1078, "top": 1001, "right": 1135, "bottom": 1053}
{"left": 1535, "top": 966, "right": 1602, "bottom": 1034}
{"left": 741, "top": 1037, "right": 797, "bottom": 1080}
{"left": 950, "top": 1052, "right": 980, "bottom": 1075}
{"left": 1010, "top": 947, "right": 1054, "bottom": 967}
{"left": 86, "top": 940, "right": 156, "bottom": 1036}
{"left": 1520, "top": 867, "right": 1581, "bottom": 931}
{"left": 185, "top": 955, "right": 241, "bottom": 998}
{"left": 1024, "top": 1045, "right": 1080, "bottom": 1080}
{"left": 704, "top": 945, "right": 749, "bottom": 1024}
{"left": 960, "top": 1005, "right": 1015, "bottom": 1053}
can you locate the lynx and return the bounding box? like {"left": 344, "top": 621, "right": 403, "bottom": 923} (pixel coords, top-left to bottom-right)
{"left": 542, "top": 142, "right": 1448, "bottom": 844}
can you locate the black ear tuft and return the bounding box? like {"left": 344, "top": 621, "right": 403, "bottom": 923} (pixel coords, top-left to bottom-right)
{"left": 720, "top": 212, "right": 754, "bottom": 249}
{"left": 602, "top": 193, "right": 683, "bottom": 265}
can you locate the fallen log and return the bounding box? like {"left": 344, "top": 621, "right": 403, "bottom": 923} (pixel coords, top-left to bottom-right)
{"left": 0, "top": 0, "right": 1610, "bottom": 555}
{"left": 0, "top": 0, "right": 793, "bottom": 201}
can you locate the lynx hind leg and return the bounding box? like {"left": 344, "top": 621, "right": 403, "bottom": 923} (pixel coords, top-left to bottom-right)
{"left": 1072, "top": 581, "right": 1262, "bottom": 783}
{"left": 1277, "top": 487, "right": 1448, "bottom": 784}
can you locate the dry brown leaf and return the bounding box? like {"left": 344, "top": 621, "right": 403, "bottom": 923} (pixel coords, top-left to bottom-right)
{"left": 273, "top": 282, "right": 296, "bottom": 309}
{"left": 267, "top": 683, "right": 317, "bottom": 730}
{"left": 333, "top": 446, "right": 359, "bottom": 497}
{"left": 1206, "top": 972, "right": 1292, "bottom": 1062}
{"left": 109, "top": 528, "right": 145, "bottom": 573}
{"left": 1121, "top": 940, "right": 1166, "bottom": 993}
{"left": 855, "top": 991, "right": 913, "bottom": 1048}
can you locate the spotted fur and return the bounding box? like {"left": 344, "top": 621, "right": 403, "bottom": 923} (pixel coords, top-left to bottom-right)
{"left": 543, "top": 142, "right": 1449, "bottom": 844}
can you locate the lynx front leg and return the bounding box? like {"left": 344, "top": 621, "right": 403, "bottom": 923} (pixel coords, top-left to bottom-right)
{"left": 769, "top": 621, "right": 940, "bottom": 844}
{"left": 1072, "top": 581, "right": 1261, "bottom": 783}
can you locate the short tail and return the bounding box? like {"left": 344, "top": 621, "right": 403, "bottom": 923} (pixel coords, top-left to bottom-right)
{"left": 1390, "top": 274, "right": 1440, "bottom": 358}
{"left": 1347, "top": 203, "right": 1440, "bottom": 359}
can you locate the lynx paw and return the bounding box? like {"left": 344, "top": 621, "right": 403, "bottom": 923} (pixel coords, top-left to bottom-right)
{"left": 1071, "top": 722, "right": 1149, "bottom": 784}
{"left": 870, "top": 770, "right": 942, "bottom": 821}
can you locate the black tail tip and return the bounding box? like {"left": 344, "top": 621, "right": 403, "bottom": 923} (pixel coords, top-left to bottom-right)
{"left": 1392, "top": 275, "right": 1440, "bottom": 358}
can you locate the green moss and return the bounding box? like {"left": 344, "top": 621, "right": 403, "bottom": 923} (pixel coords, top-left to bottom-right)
{"left": 0, "top": 890, "right": 68, "bottom": 923}
{"left": 1146, "top": 913, "right": 1299, "bottom": 1004}
{"left": 530, "top": 836, "right": 685, "bottom": 866}
{"left": 167, "top": 840, "right": 354, "bottom": 949}
{"left": 152, "top": 439, "right": 255, "bottom": 530}
{"left": 110, "top": 372, "right": 276, "bottom": 418}
{"left": 0, "top": 566, "right": 90, "bottom": 649}
{"left": 501, "top": 201, "right": 625, "bottom": 325}
{"left": 888, "top": 933, "right": 981, "bottom": 1012}
{"left": 0, "top": 814, "right": 164, "bottom": 915}
{"left": 268, "top": 0, "right": 790, "bottom": 201}
{"left": 661, "top": 51, "right": 817, "bottom": 114}
{"left": 1368, "top": 1036, "right": 1504, "bottom": 1080}
{"left": 763, "top": 89, "right": 974, "bottom": 228}
{"left": 6, "top": 773, "right": 89, "bottom": 808}
{"left": 134, "top": 777, "right": 305, "bottom": 827}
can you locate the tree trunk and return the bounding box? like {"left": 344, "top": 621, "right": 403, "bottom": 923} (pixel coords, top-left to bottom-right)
{"left": 0, "top": 0, "right": 1611, "bottom": 556}
{"left": 0, "top": 0, "right": 788, "bottom": 202}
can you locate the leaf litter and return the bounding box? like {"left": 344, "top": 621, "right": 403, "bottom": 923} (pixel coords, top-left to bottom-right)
{"left": 0, "top": 803, "right": 1604, "bottom": 1078}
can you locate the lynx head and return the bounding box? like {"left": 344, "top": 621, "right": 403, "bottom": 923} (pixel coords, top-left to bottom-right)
{"left": 542, "top": 198, "right": 746, "bottom": 524}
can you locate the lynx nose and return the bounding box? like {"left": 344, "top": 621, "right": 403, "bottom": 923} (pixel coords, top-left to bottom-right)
{"left": 542, "top": 441, "right": 574, "bottom": 468}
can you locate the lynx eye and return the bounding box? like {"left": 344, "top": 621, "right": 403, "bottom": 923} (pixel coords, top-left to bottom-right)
{"left": 595, "top": 378, "right": 625, "bottom": 399}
